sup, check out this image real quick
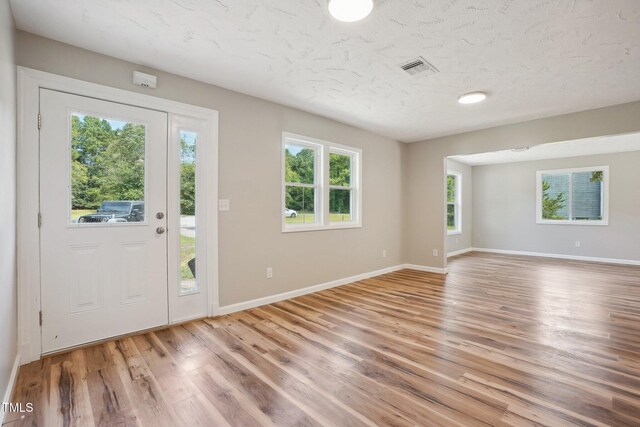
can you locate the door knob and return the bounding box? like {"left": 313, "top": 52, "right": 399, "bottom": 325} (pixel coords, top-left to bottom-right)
{"left": 156, "top": 227, "right": 166, "bottom": 234}
{"left": 156, "top": 212, "right": 164, "bottom": 219}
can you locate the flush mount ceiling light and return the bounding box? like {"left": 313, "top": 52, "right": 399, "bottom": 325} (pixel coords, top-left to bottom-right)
{"left": 458, "top": 91, "right": 487, "bottom": 104}
{"left": 328, "top": 0, "right": 374, "bottom": 22}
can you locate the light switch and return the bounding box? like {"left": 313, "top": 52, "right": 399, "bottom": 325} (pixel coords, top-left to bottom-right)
{"left": 218, "top": 199, "right": 230, "bottom": 211}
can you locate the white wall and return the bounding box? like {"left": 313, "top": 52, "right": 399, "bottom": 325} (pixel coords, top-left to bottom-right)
{"left": 472, "top": 151, "right": 640, "bottom": 261}
{"left": 446, "top": 159, "right": 472, "bottom": 254}
{"left": 0, "top": 0, "right": 18, "bottom": 410}
{"left": 405, "top": 101, "right": 640, "bottom": 269}
{"left": 15, "top": 31, "right": 405, "bottom": 307}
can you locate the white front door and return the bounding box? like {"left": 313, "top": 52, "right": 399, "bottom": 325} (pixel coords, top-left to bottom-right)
{"left": 39, "top": 89, "right": 169, "bottom": 354}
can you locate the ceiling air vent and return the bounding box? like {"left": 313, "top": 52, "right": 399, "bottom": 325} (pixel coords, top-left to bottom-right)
{"left": 399, "top": 57, "right": 439, "bottom": 76}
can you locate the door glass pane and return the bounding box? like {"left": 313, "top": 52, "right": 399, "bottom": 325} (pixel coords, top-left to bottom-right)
{"left": 285, "top": 186, "right": 316, "bottom": 224}
{"left": 180, "top": 130, "right": 198, "bottom": 295}
{"left": 71, "top": 113, "right": 146, "bottom": 225}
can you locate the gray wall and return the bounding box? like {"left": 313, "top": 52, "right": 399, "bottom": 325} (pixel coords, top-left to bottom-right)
{"left": 405, "top": 101, "right": 640, "bottom": 269}
{"left": 9, "top": 29, "right": 640, "bottom": 344}
{"left": 446, "top": 159, "right": 472, "bottom": 254}
{"left": 472, "top": 151, "right": 640, "bottom": 261}
{"left": 15, "top": 31, "right": 405, "bottom": 307}
{"left": 0, "top": 0, "right": 17, "bottom": 405}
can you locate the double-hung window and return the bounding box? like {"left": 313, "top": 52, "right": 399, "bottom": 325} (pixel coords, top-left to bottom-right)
{"left": 447, "top": 171, "right": 461, "bottom": 234}
{"left": 282, "top": 133, "right": 361, "bottom": 232}
{"left": 536, "top": 166, "right": 609, "bottom": 225}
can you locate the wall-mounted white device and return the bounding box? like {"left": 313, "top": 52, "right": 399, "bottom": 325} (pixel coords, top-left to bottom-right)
{"left": 133, "top": 71, "right": 157, "bottom": 89}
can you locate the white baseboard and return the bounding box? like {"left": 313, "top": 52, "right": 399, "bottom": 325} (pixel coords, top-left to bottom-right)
{"left": 1, "top": 354, "right": 21, "bottom": 424}
{"left": 218, "top": 265, "right": 405, "bottom": 315}
{"left": 472, "top": 247, "right": 640, "bottom": 266}
{"left": 401, "top": 264, "right": 449, "bottom": 275}
{"left": 447, "top": 248, "right": 473, "bottom": 258}
{"left": 18, "top": 344, "right": 33, "bottom": 366}
{"left": 218, "top": 263, "right": 451, "bottom": 316}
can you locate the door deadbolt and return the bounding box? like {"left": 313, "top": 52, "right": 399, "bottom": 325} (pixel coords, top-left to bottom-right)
{"left": 156, "top": 212, "right": 165, "bottom": 219}
{"left": 156, "top": 227, "right": 166, "bottom": 234}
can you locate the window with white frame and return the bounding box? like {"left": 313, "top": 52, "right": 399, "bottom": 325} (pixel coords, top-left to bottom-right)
{"left": 283, "top": 139, "right": 319, "bottom": 226}
{"left": 536, "top": 166, "right": 609, "bottom": 225}
{"left": 447, "top": 171, "right": 461, "bottom": 234}
{"left": 329, "top": 149, "right": 354, "bottom": 223}
{"left": 282, "top": 133, "right": 361, "bottom": 232}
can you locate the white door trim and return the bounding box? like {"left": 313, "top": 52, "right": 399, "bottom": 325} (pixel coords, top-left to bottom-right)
{"left": 17, "top": 67, "right": 219, "bottom": 364}
{"left": 168, "top": 115, "right": 214, "bottom": 324}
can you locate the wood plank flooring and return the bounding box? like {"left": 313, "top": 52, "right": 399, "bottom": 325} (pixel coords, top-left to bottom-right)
{"left": 9, "top": 252, "right": 640, "bottom": 426}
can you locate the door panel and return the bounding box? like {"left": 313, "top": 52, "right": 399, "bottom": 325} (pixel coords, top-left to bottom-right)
{"left": 40, "top": 89, "right": 169, "bottom": 353}
{"left": 119, "top": 241, "right": 149, "bottom": 305}
{"left": 68, "top": 244, "right": 103, "bottom": 313}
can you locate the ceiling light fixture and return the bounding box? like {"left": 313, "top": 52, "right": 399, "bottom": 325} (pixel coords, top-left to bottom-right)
{"left": 328, "top": 0, "right": 373, "bottom": 22}
{"left": 458, "top": 91, "right": 487, "bottom": 104}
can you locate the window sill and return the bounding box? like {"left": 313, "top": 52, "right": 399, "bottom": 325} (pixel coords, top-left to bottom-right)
{"left": 536, "top": 220, "right": 608, "bottom": 226}
{"left": 447, "top": 230, "right": 462, "bottom": 235}
{"left": 282, "top": 223, "right": 362, "bottom": 233}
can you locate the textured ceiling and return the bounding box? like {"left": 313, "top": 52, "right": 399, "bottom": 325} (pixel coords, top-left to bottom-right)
{"left": 450, "top": 132, "right": 640, "bottom": 165}
{"left": 10, "top": 0, "right": 640, "bottom": 142}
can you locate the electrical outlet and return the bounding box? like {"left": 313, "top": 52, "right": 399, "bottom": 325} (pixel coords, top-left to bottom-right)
{"left": 433, "top": 249, "right": 438, "bottom": 257}
{"left": 218, "top": 199, "right": 230, "bottom": 211}
{"left": 382, "top": 249, "right": 387, "bottom": 258}
{"left": 266, "top": 267, "right": 273, "bottom": 279}
{"left": 575, "top": 241, "right": 581, "bottom": 248}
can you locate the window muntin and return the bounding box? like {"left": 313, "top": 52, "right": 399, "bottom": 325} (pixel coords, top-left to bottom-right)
{"left": 536, "top": 166, "right": 608, "bottom": 225}
{"left": 179, "top": 130, "right": 199, "bottom": 295}
{"left": 282, "top": 133, "right": 361, "bottom": 232}
{"left": 447, "top": 172, "right": 461, "bottom": 234}
{"left": 284, "top": 142, "right": 320, "bottom": 225}
{"left": 70, "top": 113, "right": 146, "bottom": 225}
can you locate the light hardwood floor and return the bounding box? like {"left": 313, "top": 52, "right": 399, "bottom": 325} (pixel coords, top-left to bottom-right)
{"left": 8, "top": 253, "right": 640, "bottom": 426}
